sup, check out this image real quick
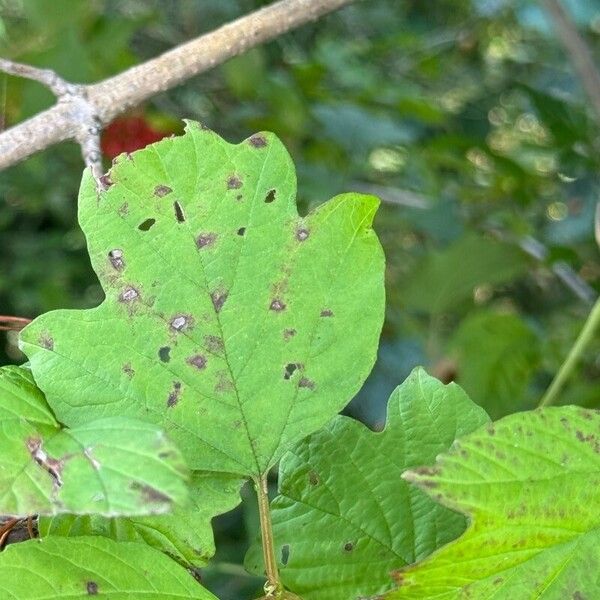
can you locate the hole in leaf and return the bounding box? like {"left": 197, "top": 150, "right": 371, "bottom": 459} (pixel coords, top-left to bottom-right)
{"left": 173, "top": 201, "right": 185, "bottom": 223}
{"left": 296, "top": 228, "right": 309, "bottom": 241}
{"left": 158, "top": 347, "right": 171, "bottom": 363}
{"left": 284, "top": 363, "right": 299, "bottom": 380}
{"left": 265, "top": 189, "right": 276, "bottom": 203}
{"left": 280, "top": 544, "right": 290, "bottom": 566}
{"left": 138, "top": 218, "right": 156, "bottom": 231}
{"left": 237, "top": 227, "right": 246, "bottom": 236}
{"left": 108, "top": 249, "right": 125, "bottom": 270}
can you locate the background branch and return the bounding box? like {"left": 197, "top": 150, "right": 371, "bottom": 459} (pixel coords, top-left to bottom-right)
{"left": 0, "top": 0, "right": 354, "bottom": 173}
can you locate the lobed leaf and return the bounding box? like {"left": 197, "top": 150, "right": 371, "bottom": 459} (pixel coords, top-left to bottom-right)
{"left": 245, "top": 368, "right": 489, "bottom": 599}
{"left": 387, "top": 407, "right": 600, "bottom": 599}
{"left": 40, "top": 471, "right": 244, "bottom": 567}
{"left": 20, "top": 122, "right": 385, "bottom": 479}
{"left": 0, "top": 365, "right": 188, "bottom": 517}
{"left": 0, "top": 536, "right": 216, "bottom": 598}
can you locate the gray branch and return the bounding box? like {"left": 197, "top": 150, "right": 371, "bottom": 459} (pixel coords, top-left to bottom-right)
{"left": 0, "top": 0, "right": 354, "bottom": 174}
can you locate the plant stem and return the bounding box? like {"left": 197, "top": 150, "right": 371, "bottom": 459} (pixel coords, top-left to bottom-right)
{"left": 255, "top": 473, "right": 282, "bottom": 598}
{"left": 539, "top": 296, "right": 600, "bottom": 407}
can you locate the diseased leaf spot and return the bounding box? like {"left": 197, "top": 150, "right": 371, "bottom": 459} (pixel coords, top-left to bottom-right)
{"left": 158, "top": 346, "right": 171, "bottom": 363}
{"left": 154, "top": 184, "right": 173, "bottom": 197}
{"left": 280, "top": 544, "right": 290, "bottom": 566}
{"left": 343, "top": 542, "right": 354, "bottom": 552}
{"left": 27, "top": 437, "right": 63, "bottom": 488}
{"left": 236, "top": 194, "right": 243, "bottom": 201}
{"left": 173, "top": 200, "right": 186, "bottom": 223}
{"left": 237, "top": 227, "right": 246, "bottom": 236}
{"left": 138, "top": 218, "right": 156, "bottom": 231}
{"left": 320, "top": 309, "right": 334, "bottom": 317}
{"left": 170, "top": 314, "right": 193, "bottom": 332}
{"left": 299, "top": 377, "right": 315, "bottom": 390}
{"left": 227, "top": 175, "right": 243, "bottom": 189}
{"left": 308, "top": 470, "right": 320, "bottom": 486}
{"left": 284, "top": 363, "right": 300, "bottom": 380}
{"left": 39, "top": 334, "right": 54, "bottom": 351}
{"left": 187, "top": 354, "right": 207, "bottom": 370}
{"left": 108, "top": 249, "right": 125, "bottom": 270}
{"left": 283, "top": 328, "right": 296, "bottom": 340}
{"left": 205, "top": 335, "right": 224, "bottom": 353}
{"left": 265, "top": 189, "right": 276, "bottom": 203}
{"left": 118, "top": 203, "right": 129, "bottom": 216}
{"left": 99, "top": 174, "right": 112, "bottom": 188}
{"left": 86, "top": 581, "right": 99, "bottom": 595}
{"left": 123, "top": 363, "right": 134, "bottom": 378}
{"left": 130, "top": 481, "right": 171, "bottom": 503}
{"left": 270, "top": 299, "right": 286, "bottom": 312}
{"left": 119, "top": 287, "right": 139, "bottom": 303}
{"left": 296, "top": 228, "right": 309, "bottom": 241}
{"left": 211, "top": 290, "right": 228, "bottom": 313}
{"left": 167, "top": 381, "right": 182, "bottom": 407}
{"left": 197, "top": 232, "right": 217, "bottom": 249}
{"left": 249, "top": 134, "right": 267, "bottom": 148}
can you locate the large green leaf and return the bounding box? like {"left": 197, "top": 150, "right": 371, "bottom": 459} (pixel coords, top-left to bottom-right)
{"left": 245, "top": 368, "right": 489, "bottom": 600}
{"left": 450, "top": 310, "right": 540, "bottom": 418}
{"left": 0, "top": 365, "right": 188, "bottom": 517}
{"left": 40, "top": 471, "right": 243, "bottom": 567}
{"left": 20, "top": 122, "right": 385, "bottom": 478}
{"left": 387, "top": 407, "right": 600, "bottom": 599}
{"left": 0, "top": 536, "right": 216, "bottom": 599}
{"left": 403, "top": 234, "right": 527, "bottom": 313}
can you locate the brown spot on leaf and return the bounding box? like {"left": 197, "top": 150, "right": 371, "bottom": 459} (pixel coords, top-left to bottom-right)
{"left": 154, "top": 185, "right": 173, "bottom": 197}
{"left": 215, "top": 371, "right": 234, "bottom": 393}
{"left": 296, "top": 228, "right": 309, "bottom": 241}
{"left": 108, "top": 249, "right": 125, "bottom": 270}
{"left": 187, "top": 355, "right": 207, "bottom": 370}
{"left": 265, "top": 189, "right": 276, "bottom": 203}
{"left": 320, "top": 309, "right": 334, "bottom": 317}
{"left": 227, "top": 175, "right": 242, "bottom": 189}
{"left": 130, "top": 481, "right": 171, "bottom": 503}
{"left": 270, "top": 299, "right": 286, "bottom": 312}
{"left": 343, "top": 542, "right": 354, "bottom": 552}
{"left": 308, "top": 471, "right": 320, "bottom": 486}
{"left": 299, "top": 377, "right": 315, "bottom": 390}
{"left": 197, "top": 232, "right": 217, "bottom": 249}
{"left": 27, "top": 437, "right": 63, "bottom": 488}
{"left": 158, "top": 347, "right": 171, "bottom": 363}
{"left": 237, "top": 227, "right": 246, "bottom": 236}
{"left": 138, "top": 218, "right": 156, "bottom": 231}
{"left": 167, "top": 381, "right": 182, "bottom": 407}
{"left": 283, "top": 328, "right": 297, "bottom": 340}
{"left": 99, "top": 174, "right": 112, "bottom": 188}
{"left": 170, "top": 314, "right": 193, "bottom": 332}
{"left": 249, "top": 134, "right": 267, "bottom": 148}
{"left": 123, "top": 363, "right": 134, "bottom": 378}
{"left": 211, "top": 290, "right": 228, "bottom": 313}
{"left": 173, "top": 200, "right": 185, "bottom": 223}
{"left": 205, "top": 335, "right": 224, "bottom": 353}
{"left": 86, "top": 581, "right": 98, "bottom": 595}
{"left": 39, "top": 334, "right": 54, "bottom": 351}
{"left": 119, "top": 287, "right": 139, "bottom": 303}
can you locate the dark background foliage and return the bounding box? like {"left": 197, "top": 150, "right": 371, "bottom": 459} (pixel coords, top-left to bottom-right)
{"left": 1, "top": 1, "right": 600, "bottom": 596}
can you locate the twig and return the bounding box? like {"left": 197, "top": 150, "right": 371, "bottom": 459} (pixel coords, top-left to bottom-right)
{"left": 255, "top": 474, "right": 281, "bottom": 598}
{"left": 0, "top": 0, "right": 354, "bottom": 174}
{"left": 0, "top": 315, "right": 32, "bottom": 332}
{"left": 539, "top": 296, "right": 600, "bottom": 407}
{"left": 542, "top": 0, "right": 600, "bottom": 121}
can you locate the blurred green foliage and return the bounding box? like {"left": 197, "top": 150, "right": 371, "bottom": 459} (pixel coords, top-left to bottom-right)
{"left": 2, "top": 0, "right": 600, "bottom": 597}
